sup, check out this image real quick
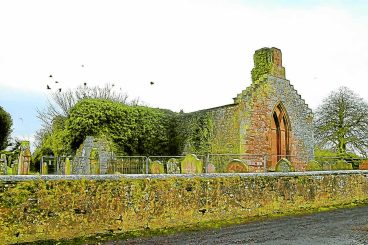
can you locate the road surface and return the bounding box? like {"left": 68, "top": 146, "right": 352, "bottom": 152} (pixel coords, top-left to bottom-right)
{"left": 106, "top": 205, "right": 368, "bottom": 245}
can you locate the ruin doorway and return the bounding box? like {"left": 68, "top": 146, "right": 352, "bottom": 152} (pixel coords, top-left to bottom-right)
{"left": 270, "top": 103, "right": 290, "bottom": 166}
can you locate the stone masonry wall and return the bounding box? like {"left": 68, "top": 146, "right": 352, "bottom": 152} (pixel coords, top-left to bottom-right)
{"left": 180, "top": 48, "right": 314, "bottom": 169}
{"left": 233, "top": 74, "right": 314, "bottom": 168}
{"left": 1, "top": 172, "right": 368, "bottom": 244}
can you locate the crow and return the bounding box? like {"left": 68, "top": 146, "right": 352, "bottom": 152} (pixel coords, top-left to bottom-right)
{"left": 58, "top": 88, "right": 62, "bottom": 92}
{"left": 84, "top": 82, "right": 87, "bottom": 86}
{"left": 47, "top": 85, "right": 51, "bottom": 89}
{"left": 49, "top": 75, "right": 53, "bottom": 78}
{"left": 150, "top": 81, "right": 154, "bottom": 85}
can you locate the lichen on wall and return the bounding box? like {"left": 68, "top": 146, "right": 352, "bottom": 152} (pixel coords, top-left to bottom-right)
{"left": 1, "top": 172, "right": 368, "bottom": 244}
{"left": 178, "top": 47, "right": 314, "bottom": 170}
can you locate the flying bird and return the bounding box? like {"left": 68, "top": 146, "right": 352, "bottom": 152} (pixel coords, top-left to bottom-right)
{"left": 47, "top": 85, "right": 51, "bottom": 89}
{"left": 84, "top": 82, "right": 87, "bottom": 86}
{"left": 150, "top": 81, "right": 154, "bottom": 85}
{"left": 55, "top": 81, "right": 59, "bottom": 83}
{"left": 49, "top": 75, "right": 53, "bottom": 78}
{"left": 58, "top": 88, "right": 62, "bottom": 92}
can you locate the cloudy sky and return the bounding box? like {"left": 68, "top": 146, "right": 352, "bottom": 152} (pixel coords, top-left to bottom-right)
{"left": 1, "top": 0, "right": 368, "bottom": 145}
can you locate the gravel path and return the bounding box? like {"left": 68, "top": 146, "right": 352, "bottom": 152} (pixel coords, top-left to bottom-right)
{"left": 107, "top": 205, "right": 368, "bottom": 245}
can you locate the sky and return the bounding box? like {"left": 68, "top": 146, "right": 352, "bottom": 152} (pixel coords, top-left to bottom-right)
{"left": 1, "top": 0, "right": 368, "bottom": 147}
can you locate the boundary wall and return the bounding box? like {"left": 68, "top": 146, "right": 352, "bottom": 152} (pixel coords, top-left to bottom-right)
{"left": 1, "top": 171, "right": 368, "bottom": 244}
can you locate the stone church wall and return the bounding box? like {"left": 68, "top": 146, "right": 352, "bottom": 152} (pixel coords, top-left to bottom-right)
{"left": 178, "top": 47, "right": 314, "bottom": 168}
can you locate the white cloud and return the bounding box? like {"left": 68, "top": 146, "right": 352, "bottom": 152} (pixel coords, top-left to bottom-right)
{"left": 0, "top": 0, "right": 367, "bottom": 119}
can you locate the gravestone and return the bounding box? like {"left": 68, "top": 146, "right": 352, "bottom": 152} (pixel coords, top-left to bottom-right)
{"left": 41, "top": 160, "right": 48, "bottom": 174}
{"left": 226, "top": 159, "right": 249, "bottom": 173}
{"left": 89, "top": 148, "right": 100, "bottom": 174}
{"left": 18, "top": 141, "right": 31, "bottom": 175}
{"left": 150, "top": 160, "right": 164, "bottom": 174}
{"left": 359, "top": 160, "right": 368, "bottom": 170}
{"left": 275, "top": 158, "right": 292, "bottom": 172}
{"left": 181, "top": 154, "right": 203, "bottom": 174}
{"left": 0, "top": 154, "right": 7, "bottom": 175}
{"left": 206, "top": 163, "right": 216, "bottom": 173}
{"left": 65, "top": 157, "right": 71, "bottom": 175}
{"left": 166, "top": 158, "right": 180, "bottom": 174}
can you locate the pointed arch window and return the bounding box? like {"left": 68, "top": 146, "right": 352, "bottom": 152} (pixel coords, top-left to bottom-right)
{"left": 271, "top": 103, "right": 290, "bottom": 164}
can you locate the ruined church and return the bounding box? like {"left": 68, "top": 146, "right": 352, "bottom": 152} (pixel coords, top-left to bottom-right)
{"left": 180, "top": 47, "right": 314, "bottom": 169}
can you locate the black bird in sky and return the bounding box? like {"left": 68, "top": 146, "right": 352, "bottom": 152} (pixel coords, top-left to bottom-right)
{"left": 55, "top": 81, "right": 59, "bottom": 83}
{"left": 49, "top": 75, "right": 53, "bottom": 78}
{"left": 47, "top": 85, "right": 51, "bottom": 90}
{"left": 84, "top": 82, "right": 87, "bottom": 86}
{"left": 58, "top": 88, "right": 62, "bottom": 92}
{"left": 150, "top": 81, "right": 154, "bottom": 85}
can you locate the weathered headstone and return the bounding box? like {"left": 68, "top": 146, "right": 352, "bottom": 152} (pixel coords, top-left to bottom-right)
{"left": 359, "top": 160, "right": 368, "bottom": 170}
{"left": 11, "top": 159, "right": 18, "bottom": 175}
{"left": 181, "top": 154, "right": 203, "bottom": 174}
{"left": 275, "top": 158, "right": 292, "bottom": 172}
{"left": 150, "top": 160, "right": 164, "bottom": 174}
{"left": 0, "top": 154, "right": 7, "bottom": 175}
{"left": 306, "top": 160, "right": 322, "bottom": 171}
{"left": 226, "top": 159, "right": 249, "bottom": 173}
{"left": 18, "top": 141, "right": 31, "bottom": 175}
{"left": 65, "top": 157, "right": 71, "bottom": 175}
{"left": 206, "top": 163, "right": 216, "bottom": 173}
{"left": 166, "top": 158, "right": 180, "bottom": 174}
{"left": 41, "top": 160, "right": 48, "bottom": 175}
{"left": 89, "top": 148, "right": 100, "bottom": 174}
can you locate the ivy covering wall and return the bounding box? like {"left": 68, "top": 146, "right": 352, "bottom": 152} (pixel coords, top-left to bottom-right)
{"left": 65, "top": 99, "right": 179, "bottom": 156}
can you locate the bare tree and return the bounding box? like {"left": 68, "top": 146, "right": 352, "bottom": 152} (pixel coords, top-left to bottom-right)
{"left": 314, "top": 86, "right": 368, "bottom": 157}
{"left": 35, "top": 83, "right": 139, "bottom": 146}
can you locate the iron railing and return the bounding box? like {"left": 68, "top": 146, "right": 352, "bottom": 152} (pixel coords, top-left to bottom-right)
{"left": 9, "top": 154, "right": 365, "bottom": 176}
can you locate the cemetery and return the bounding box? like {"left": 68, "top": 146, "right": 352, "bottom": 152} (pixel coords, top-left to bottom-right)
{"left": 0, "top": 47, "right": 368, "bottom": 243}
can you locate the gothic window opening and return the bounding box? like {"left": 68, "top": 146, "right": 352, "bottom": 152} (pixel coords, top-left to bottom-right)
{"left": 271, "top": 103, "right": 290, "bottom": 165}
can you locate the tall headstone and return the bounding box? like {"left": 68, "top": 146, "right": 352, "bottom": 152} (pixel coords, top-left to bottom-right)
{"left": 89, "top": 148, "right": 100, "bottom": 174}
{"left": 18, "top": 141, "right": 31, "bottom": 175}
{"left": 65, "top": 157, "right": 71, "bottom": 175}
{"left": 0, "top": 154, "right": 7, "bottom": 175}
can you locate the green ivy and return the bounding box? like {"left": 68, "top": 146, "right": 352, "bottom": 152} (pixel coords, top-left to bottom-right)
{"left": 251, "top": 48, "right": 273, "bottom": 82}
{"left": 65, "top": 99, "right": 179, "bottom": 156}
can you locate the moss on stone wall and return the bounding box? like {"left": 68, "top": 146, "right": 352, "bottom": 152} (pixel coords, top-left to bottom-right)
{"left": 1, "top": 173, "right": 368, "bottom": 244}
{"left": 176, "top": 105, "right": 240, "bottom": 155}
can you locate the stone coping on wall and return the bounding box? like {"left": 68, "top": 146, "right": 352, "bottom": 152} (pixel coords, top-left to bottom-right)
{"left": 2, "top": 170, "right": 368, "bottom": 182}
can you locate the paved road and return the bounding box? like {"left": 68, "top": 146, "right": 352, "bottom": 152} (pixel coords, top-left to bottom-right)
{"left": 107, "top": 205, "right": 368, "bottom": 245}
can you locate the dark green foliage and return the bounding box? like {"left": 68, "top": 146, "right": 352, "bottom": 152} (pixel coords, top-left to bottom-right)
{"left": 314, "top": 87, "right": 368, "bottom": 157}
{"left": 65, "top": 99, "right": 179, "bottom": 156}
{"left": 0, "top": 106, "right": 12, "bottom": 150}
